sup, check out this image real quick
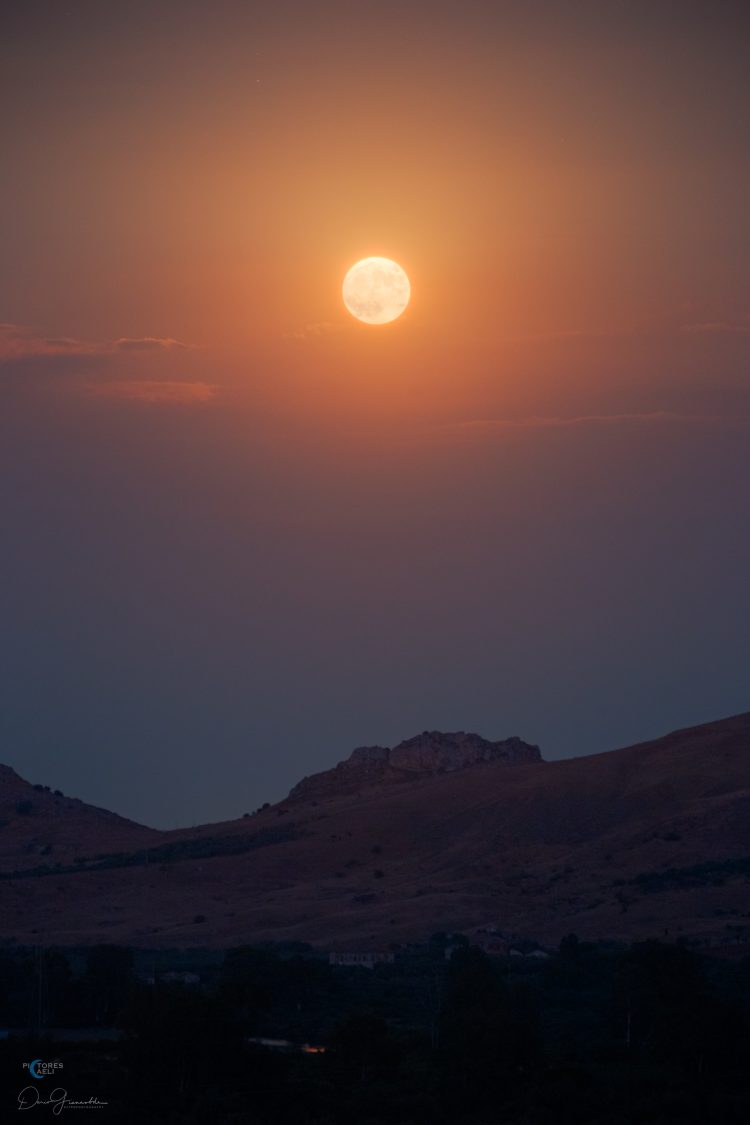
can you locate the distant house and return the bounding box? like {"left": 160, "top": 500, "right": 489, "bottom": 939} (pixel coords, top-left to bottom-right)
{"left": 475, "top": 936, "right": 510, "bottom": 957}
{"left": 159, "top": 971, "right": 201, "bottom": 985}
{"left": 328, "top": 951, "right": 394, "bottom": 969}
{"left": 472, "top": 928, "right": 511, "bottom": 957}
{"left": 442, "top": 929, "right": 513, "bottom": 959}
{"left": 247, "top": 1037, "right": 326, "bottom": 1054}
{"left": 247, "top": 1037, "right": 295, "bottom": 1052}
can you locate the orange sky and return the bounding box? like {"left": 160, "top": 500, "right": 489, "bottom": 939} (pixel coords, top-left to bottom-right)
{"left": 5, "top": 4, "right": 749, "bottom": 356}
{"left": 2, "top": 2, "right": 749, "bottom": 825}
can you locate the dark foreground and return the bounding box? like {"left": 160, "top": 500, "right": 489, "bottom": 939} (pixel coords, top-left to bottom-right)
{"left": 1, "top": 937, "right": 749, "bottom": 1124}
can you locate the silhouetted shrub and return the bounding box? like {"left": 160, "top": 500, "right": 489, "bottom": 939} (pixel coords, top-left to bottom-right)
{"left": 634, "top": 856, "right": 750, "bottom": 892}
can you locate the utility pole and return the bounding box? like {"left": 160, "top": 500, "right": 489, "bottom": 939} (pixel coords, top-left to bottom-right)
{"left": 36, "top": 945, "right": 44, "bottom": 1033}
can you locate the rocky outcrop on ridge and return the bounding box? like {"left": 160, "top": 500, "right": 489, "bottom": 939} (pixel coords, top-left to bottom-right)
{"left": 288, "top": 730, "right": 542, "bottom": 802}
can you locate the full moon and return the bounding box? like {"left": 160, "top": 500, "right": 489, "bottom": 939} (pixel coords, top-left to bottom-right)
{"left": 342, "top": 257, "right": 410, "bottom": 325}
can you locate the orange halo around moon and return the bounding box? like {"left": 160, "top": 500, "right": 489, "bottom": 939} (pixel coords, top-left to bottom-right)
{"left": 342, "top": 258, "right": 410, "bottom": 325}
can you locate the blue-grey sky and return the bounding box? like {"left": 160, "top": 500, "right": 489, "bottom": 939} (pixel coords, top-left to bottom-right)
{"left": 1, "top": 1, "right": 749, "bottom": 827}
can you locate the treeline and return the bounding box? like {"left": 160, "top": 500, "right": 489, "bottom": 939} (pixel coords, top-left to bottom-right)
{"left": 0, "top": 937, "right": 749, "bottom": 1123}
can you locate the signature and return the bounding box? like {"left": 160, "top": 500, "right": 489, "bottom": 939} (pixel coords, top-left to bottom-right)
{"left": 17, "top": 1087, "right": 108, "bottom": 1114}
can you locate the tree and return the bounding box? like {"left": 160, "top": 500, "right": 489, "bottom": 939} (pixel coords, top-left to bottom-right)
{"left": 330, "top": 1012, "right": 400, "bottom": 1084}
{"left": 84, "top": 944, "right": 134, "bottom": 1025}
{"left": 438, "top": 947, "right": 540, "bottom": 1119}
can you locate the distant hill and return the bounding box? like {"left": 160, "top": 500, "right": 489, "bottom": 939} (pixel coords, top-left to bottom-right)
{"left": 0, "top": 764, "right": 158, "bottom": 872}
{"left": 0, "top": 714, "right": 748, "bottom": 951}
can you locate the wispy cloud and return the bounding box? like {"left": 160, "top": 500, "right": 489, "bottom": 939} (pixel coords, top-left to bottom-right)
{"left": 114, "top": 337, "right": 193, "bottom": 352}
{"left": 451, "top": 411, "right": 735, "bottom": 434}
{"left": 679, "top": 318, "right": 750, "bottom": 336}
{"left": 0, "top": 324, "right": 209, "bottom": 404}
{"left": 84, "top": 380, "right": 217, "bottom": 404}
{"left": 0, "top": 323, "right": 98, "bottom": 360}
{"left": 0, "top": 324, "right": 195, "bottom": 363}
{"left": 284, "top": 322, "right": 343, "bottom": 341}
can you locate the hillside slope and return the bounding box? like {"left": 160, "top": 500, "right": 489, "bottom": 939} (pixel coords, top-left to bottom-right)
{"left": 0, "top": 715, "right": 748, "bottom": 950}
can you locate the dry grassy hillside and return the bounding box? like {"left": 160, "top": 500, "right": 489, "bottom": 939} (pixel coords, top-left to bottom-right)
{"left": 0, "top": 714, "right": 748, "bottom": 950}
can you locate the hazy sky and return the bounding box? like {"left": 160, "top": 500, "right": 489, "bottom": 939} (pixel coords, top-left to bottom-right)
{"left": 2, "top": 1, "right": 749, "bottom": 827}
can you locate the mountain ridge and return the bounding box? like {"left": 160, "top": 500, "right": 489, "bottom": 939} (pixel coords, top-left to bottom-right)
{"left": 0, "top": 712, "right": 748, "bottom": 950}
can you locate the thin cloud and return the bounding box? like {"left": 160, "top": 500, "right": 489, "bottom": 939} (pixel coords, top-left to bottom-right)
{"left": 680, "top": 319, "right": 750, "bottom": 336}
{"left": 114, "top": 337, "right": 193, "bottom": 352}
{"left": 0, "top": 325, "right": 209, "bottom": 403}
{"left": 84, "top": 380, "right": 217, "bottom": 404}
{"left": 284, "top": 322, "right": 343, "bottom": 341}
{"left": 451, "top": 412, "right": 732, "bottom": 434}
{"left": 497, "top": 327, "right": 612, "bottom": 344}
{"left": 0, "top": 323, "right": 98, "bottom": 360}
{"left": 0, "top": 324, "right": 195, "bottom": 364}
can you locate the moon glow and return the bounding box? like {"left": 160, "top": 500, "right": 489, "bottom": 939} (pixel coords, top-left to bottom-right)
{"left": 342, "top": 257, "right": 410, "bottom": 325}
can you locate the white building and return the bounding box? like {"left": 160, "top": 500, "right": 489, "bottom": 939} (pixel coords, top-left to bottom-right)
{"left": 328, "top": 951, "right": 394, "bottom": 969}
